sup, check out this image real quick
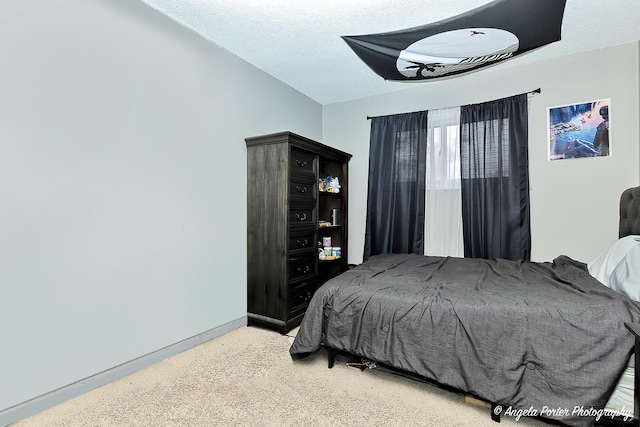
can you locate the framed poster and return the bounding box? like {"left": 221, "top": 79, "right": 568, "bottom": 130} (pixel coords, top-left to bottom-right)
{"left": 547, "top": 98, "right": 611, "bottom": 160}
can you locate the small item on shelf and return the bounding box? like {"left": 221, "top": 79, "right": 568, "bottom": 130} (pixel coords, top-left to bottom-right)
{"left": 319, "top": 176, "right": 341, "bottom": 193}
{"left": 330, "top": 177, "right": 340, "bottom": 193}
{"left": 318, "top": 241, "right": 325, "bottom": 260}
{"left": 323, "top": 246, "right": 335, "bottom": 260}
{"left": 333, "top": 247, "right": 341, "bottom": 259}
{"left": 323, "top": 237, "right": 332, "bottom": 248}
{"left": 319, "top": 220, "right": 332, "bottom": 228}
{"left": 331, "top": 208, "right": 340, "bottom": 226}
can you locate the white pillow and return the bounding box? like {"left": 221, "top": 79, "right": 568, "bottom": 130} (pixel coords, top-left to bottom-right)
{"left": 609, "top": 245, "right": 640, "bottom": 301}
{"left": 588, "top": 235, "right": 640, "bottom": 286}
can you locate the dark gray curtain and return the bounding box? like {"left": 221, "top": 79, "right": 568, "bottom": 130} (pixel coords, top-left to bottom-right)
{"left": 364, "top": 111, "right": 428, "bottom": 260}
{"left": 460, "top": 93, "right": 531, "bottom": 261}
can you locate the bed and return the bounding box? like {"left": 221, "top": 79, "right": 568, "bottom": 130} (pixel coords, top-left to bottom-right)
{"left": 290, "top": 186, "right": 640, "bottom": 427}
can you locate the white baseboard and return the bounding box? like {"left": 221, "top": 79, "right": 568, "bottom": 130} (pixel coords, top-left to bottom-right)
{"left": 0, "top": 316, "right": 247, "bottom": 426}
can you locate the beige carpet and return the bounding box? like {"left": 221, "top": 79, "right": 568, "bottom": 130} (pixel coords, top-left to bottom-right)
{"left": 13, "top": 325, "right": 549, "bottom": 427}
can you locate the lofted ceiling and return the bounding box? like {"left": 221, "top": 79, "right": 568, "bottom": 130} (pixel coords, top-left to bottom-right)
{"left": 140, "top": 0, "right": 640, "bottom": 105}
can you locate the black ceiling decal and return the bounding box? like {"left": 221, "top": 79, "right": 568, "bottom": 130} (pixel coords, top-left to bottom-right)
{"left": 342, "top": 0, "right": 567, "bottom": 81}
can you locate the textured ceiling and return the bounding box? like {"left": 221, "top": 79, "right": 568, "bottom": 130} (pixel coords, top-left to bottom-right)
{"left": 140, "top": 0, "right": 640, "bottom": 105}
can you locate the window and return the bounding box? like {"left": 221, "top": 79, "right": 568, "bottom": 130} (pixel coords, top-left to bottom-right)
{"left": 428, "top": 122, "right": 461, "bottom": 189}
{"left": 424, "top": 107, "right": 464, "bottom": 257}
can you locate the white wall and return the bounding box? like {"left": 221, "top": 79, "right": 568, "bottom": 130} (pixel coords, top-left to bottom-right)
{"left": 323, "top": 42, "right": 640, "bottom": 264}
{"left": 0, "top": 0, "right": 321, "bottom": 412}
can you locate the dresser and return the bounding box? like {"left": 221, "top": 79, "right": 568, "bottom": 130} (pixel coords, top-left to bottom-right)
{"left": 245, "top": 131, "right": 351, "bottom": 333}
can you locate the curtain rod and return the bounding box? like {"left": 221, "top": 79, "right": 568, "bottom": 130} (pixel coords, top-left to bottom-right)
{"left": 366, "top": 88, "right": 542, "bottom": 120}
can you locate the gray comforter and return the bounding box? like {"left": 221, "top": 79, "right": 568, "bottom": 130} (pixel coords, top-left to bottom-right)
{"left": 290, "top": 254, "right": 640, "bottom": 426}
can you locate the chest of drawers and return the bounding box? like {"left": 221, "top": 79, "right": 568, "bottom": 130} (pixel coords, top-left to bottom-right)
{"left": 245, "top": 132, "right": 351, "bottom": 333}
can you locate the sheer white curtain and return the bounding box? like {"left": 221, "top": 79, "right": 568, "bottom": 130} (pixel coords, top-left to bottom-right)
{"left": 424, "top": 107, "right": 464, "bottom": 257}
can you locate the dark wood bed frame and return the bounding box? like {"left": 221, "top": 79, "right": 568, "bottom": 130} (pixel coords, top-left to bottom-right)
{"left": 323, "top": 186, "right": 640, "bottom": 427}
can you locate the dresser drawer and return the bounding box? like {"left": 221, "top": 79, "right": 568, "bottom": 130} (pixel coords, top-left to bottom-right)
{"left": 289, "top": 206, "right": 316, "bottom": 227}
{"left": 289, "top": 255, "right": 317, "bottom": 281}
{"left": 289, "top": 228, "right": 317, "bottom": 255}
{"left": 289, "top": 279, "right": 318, "bottom": 317}
{"left": 291, "top": 148, "right": 316, "bottom": 175}
{"left": 290, "top": 176, "right": 317, "bottom": 203}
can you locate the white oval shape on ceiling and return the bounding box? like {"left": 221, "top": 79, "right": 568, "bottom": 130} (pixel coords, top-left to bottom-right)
{"left": 396, "top": 28, "right": 519, "bottom": 78}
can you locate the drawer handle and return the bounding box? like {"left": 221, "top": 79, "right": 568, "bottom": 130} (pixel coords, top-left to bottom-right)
{"left": 299, "top": 291, "right": 312, "bottom": 302}
{"left": 295, "top": 160, "right": 308, "bottom": 167}
{"left": 296, "top": 239, "right": 309, "bottom": 247}
{"left": 295, "top": 186, "right": 308, "bottom": 193}
{"left": 295, "top": 212, "right": 307, "bottom": 221}
{"left": 298, "top": 265, "right": 311, "bottom": 274}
